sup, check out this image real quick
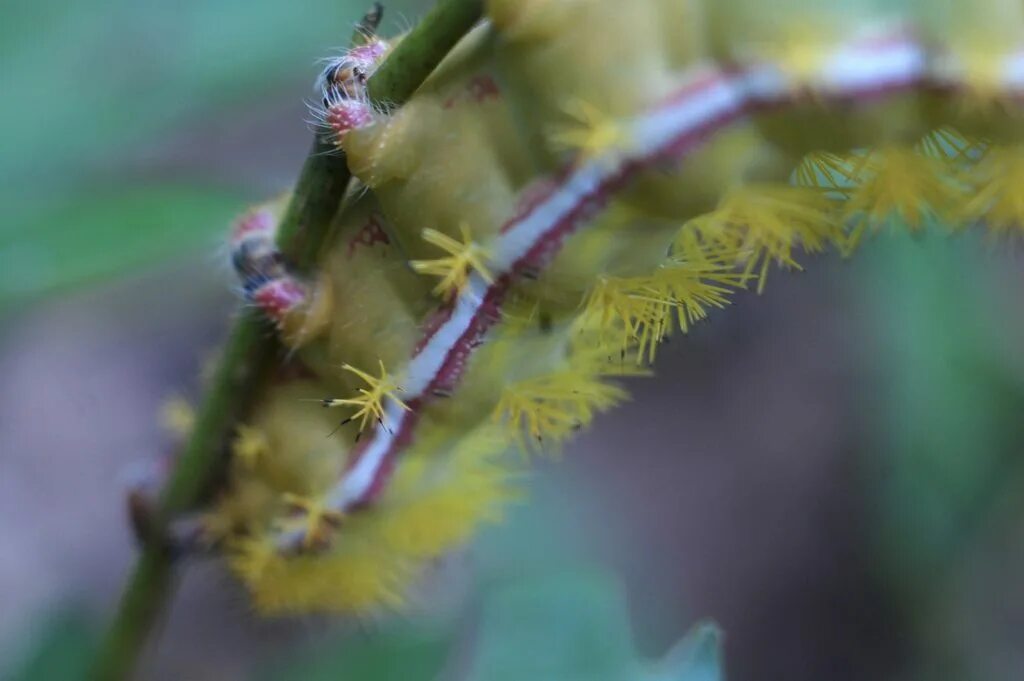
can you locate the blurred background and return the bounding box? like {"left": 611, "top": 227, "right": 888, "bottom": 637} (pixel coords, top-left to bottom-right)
{"left": 3, "top": 1, "right": 1024, "bottom": 680}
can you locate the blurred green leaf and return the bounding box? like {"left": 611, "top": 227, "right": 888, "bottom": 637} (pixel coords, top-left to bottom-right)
{"left": 857, "top": 229, "right": 1024, "bottom": 678}
{"left": 859, "top": 231, "right": 1024, "bottom": 591}
{"left": 469, "top": 571, "right": 723, "bottom": 681}
{"left": 470, "top": 572, "right": 634, "bottom": 681}
{"left": 472, "top": 475, "right": 591, "bottom": 579}
{"left": 2, "top": 610, "right": 95, "bottom": 681}
{"left": 258, "top": 570, "right": 722, "bottom": 681}
{"left": 0, "top": 184, "right": 244, "bottom": 309}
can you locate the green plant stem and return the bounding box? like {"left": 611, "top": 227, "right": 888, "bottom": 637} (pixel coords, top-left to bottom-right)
{"left": 367, "top": 0, "right": 482, "bottom": 105}
{"left": 88, "top": 315, "right": 277, "bottom": 681}
{"left": 86, "top": 2, "right": 482, "bottom": 680}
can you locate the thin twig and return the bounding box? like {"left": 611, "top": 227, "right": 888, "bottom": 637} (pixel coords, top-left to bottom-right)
{"left": 86, "top": 2, "right": 482, "bottom": 680}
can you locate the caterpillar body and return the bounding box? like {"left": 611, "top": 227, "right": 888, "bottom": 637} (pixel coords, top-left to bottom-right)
{"left": 213, "top": 0, "right": 1024, "bottom": 614}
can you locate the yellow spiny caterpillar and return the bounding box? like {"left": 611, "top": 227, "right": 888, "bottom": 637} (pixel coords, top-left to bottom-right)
{"left": 213, "top": 0, "right": 1024, "bottom": 614}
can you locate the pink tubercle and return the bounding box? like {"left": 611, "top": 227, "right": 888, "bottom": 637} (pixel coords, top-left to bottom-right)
{"left": 252, "top": 278, "right": 308, "bottom": 325}
{"left": 230, "top": 208, "right": 276, "bottom": 245}
{"left": 348, "top": 39, "right": 388, "bottom": 65}
{"left": 326, "top": 99, "right": 374, "bottom": 139}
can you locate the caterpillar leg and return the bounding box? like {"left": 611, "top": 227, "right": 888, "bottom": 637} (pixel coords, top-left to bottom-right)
{"left": 123, "top": 457, "right": 217, "bottom": 557}
{"left": 229, "top": 204, "right": 333, "bottom": 347}
{"left": 312, "top": 36, "right": 390, "bottom": 145}
{"left": 228, "top": 28, "right": 392, "bottom": 343}
{"left": 127, "top": 489, "right": 213, "bottom": 557}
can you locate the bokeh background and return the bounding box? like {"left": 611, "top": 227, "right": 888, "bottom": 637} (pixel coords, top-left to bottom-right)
{"left": 3, "top": 1, "right": 1024, "bottom": 680}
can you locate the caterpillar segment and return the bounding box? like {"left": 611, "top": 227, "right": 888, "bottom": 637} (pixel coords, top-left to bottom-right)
{"left": 207, "top": 0, "right": 1024, "bottom": 614}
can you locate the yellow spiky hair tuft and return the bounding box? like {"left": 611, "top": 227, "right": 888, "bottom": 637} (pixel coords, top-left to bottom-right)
{"left": 685, "top": 184, "right": 843, "bottom": 292}
{"left": 228, "top": 421, "right": 516, "bottom": 614}
{"left": 843, "top": 147, "right": 963, "bottom": 249}
{"left": 961, "top": 146, "right": 1024, "bottom": 238}
{"left": 229, "top": 534, "right": 411, "bottom": 615}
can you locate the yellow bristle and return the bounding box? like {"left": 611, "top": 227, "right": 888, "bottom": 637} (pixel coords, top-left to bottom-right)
{"left": 843, "top": 147, "right": 963, "bottom": 248}
{"left": 495, "top": 370, "right": 630, "bottom": 449}
{"left": 229, "top": 535, "right": 411, "bottom": 615}
{"left": 410, "top": 223, "right": 495, "bottom": 300}
{"left": 322, "top": 360, "right": 410, "bottom": 433}
{"left": 918, "top": 127, "right": 986, "bottom": 168}
{"left": 685, "top": 184, "right": 841, "bottom": 292}
{"left": 650, "top": 260, "right": 747, "bottom": 332}
{"left": 549, "top": 98, "right": 631, "bottom": 164}
{"left": 576, "top": 276, "right": 646, "bottom": 349}
{"left": 794, "top": 151, "right": 856, "bottom": 196}
{"left": 962, "top": 146, "right": 1024, "bottom": 238}
{"left": 232, "top": 424, "right": 269, "bottom": 470}
{"left": 749, "top": 23, "right": 839, "bottom": 88}
{"left": 275, "top": 493, "right": 345, "bottom": 551}
{"left": 575, "top": 236, "right": 747, "bottom": 363}
{"left": 377, "top": 425, "right": 516, "bottom": 556}
{"left": 229, "top": 424, "right": 516, "bottom": 615}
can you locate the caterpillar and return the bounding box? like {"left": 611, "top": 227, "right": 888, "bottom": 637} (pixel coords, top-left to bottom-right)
{"left": 208, "top": 0, "right": 1024, "bottom": 614}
